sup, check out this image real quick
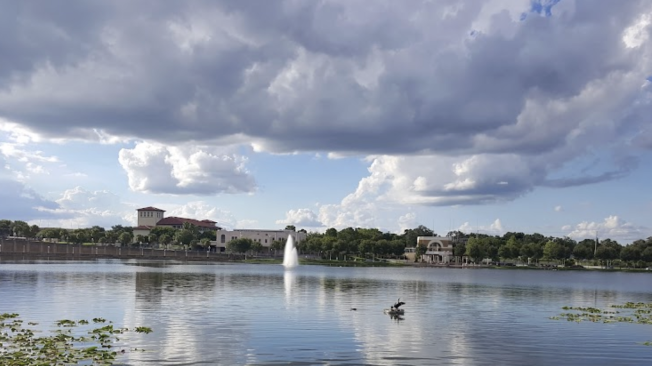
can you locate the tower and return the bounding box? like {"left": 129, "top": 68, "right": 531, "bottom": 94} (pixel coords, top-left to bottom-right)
{"left": 137, "top": 207, "right": 165, "bottom": 227}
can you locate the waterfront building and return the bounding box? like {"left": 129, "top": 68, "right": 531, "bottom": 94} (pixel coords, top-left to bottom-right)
{"left": 133, "top": 207, "right": 304, "bottom": 251}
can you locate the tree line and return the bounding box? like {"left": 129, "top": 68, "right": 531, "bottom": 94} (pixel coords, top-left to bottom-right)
{"left": 3, "top": 218, "right": 652, "bottom": 266}
{"left": 457, "top": 232, "right": 652, "bottom": 268}
{"left": 0, "top": 220, "right": 215, "bottom": 249}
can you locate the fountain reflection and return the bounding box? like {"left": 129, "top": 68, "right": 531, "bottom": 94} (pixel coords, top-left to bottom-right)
{"left": 284, "top": 269, "right": 297, "bottom": 307}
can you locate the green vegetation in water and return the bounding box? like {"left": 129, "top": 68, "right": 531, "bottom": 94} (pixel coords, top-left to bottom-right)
{"left": 0, "top": 312, "right": 152, "bottom": 365}
{"left": 550, "top": 302, "right": 652, "bottom": 345}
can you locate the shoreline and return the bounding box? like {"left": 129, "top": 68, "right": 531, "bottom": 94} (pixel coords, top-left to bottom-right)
{"left": 2, "top": 239, "right": 650, "bottom": 273}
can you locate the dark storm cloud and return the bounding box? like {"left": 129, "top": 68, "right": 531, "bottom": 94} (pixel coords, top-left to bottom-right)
{"left": 0, "top": 0, "right": 646, "bottom": 152}
{"left": 0, "top": 0, "right": 650, "bottom": 203}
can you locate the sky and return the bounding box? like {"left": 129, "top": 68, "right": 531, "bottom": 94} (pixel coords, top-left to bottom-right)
{"left": 1, "top": 0, "right": 651, "bottom": 243}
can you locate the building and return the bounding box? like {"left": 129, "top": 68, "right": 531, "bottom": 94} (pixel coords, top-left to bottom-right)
{"left": 215, "top": 229, "right": 306, "bottom": 249}
{"left": 133, "top": 206, "right": 305, "bottom": 251}
{"left": 405, "top": 236, "right": 457, "bottom": 264}
{"left": 133, "top": 206, "right": 220, "bottom": 241}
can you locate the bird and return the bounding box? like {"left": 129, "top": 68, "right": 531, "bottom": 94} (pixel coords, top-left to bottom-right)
{"left": 391, "top": 298, "right": 405, "bottom": 311}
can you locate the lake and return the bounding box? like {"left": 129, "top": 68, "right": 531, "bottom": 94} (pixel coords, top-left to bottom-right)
{"left": 1, "top": 260, "right": 652, "bottom": 365}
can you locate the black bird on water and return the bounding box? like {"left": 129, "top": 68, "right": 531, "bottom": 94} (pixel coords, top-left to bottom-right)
{"left": 391, "top": 298, "right": 405, "bottom": 311}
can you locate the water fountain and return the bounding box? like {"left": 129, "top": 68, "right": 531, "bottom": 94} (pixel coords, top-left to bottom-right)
{"left": 282, "top": 235, "right": 299, "bottom": 268}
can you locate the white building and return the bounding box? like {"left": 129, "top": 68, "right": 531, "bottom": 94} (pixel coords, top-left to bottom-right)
{"left": 214, "top": 229, "right": 306, "bottom": 249}
{"left": 410, "top": 236, "right": 456, "bottom": 264}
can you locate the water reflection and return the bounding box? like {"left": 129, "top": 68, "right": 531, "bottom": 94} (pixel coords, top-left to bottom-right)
{"left": 283, "top": 269, "right": 297, "bottom": 308}
{"left": 2, "top": 263, "right": 652, "bottom": 365}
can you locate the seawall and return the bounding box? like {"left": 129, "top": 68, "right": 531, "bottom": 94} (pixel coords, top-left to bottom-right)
{"left": 0, "top": 238, "right": 245, "bottom": 262}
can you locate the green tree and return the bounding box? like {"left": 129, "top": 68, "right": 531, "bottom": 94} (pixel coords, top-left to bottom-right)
{"left": 498, "top": 244, "right": 515, "bottom": 260}
{"left": 520, "top": 242, "right": 543, "bottom": 264}
{"left": 454, "top": 241, "right": 466, "bottom": 258}
{"left": 71, "top": 229, "right": 89, "bottom": 244}
{"left": 641, "top": 247, "right": 652, "bottom": 262}
{"left": 595, "top": 245, "right": 618, "bottom": 265}
{"left": 227, "top": 238, "right": 254, "bottom": 253}
{"left": 28, "top": 225, "right": 40, "bottom": 239}
{"left": 325, "top": 228, "right": 338, "bottom": 237}
{"left": 358, "top": 239, "right": 373, "bottom": 258}
{"left": 403, "top": 225, "right": 435, "bottom": 248}
{"left": 135, "top": 235, "right": 146, "bottom": 246}
{"left": 250, "top": 241, "right": 264, "bottom": 253}
{"left": 465, "top": 237, "right": 485, "bottom": 263}
{"left": 150, "top": 226, "right": 176, "bottom": 238}
{"left": 390, "top": 240, "right": 406, "bottom": 257}
{"left": 573, "top": 240, "right": 595, "bottom": 260}
{"left": 199, "top": 230, "right": 216, "bottom": 241}
{"left": 0, "top": 219, "right": 12, "bottom": 237}
{"left": 104, "top": 231, "right": 117, "bottom": 245}
{"left": 321, "top": 236, "right": 336, "bottom": 259}
{"left": 270, "top": 239, "right": 285, "bottom": 252}
{"left": 304, "top": 235, "right": 322, "bottom": 254}
{"left": 148, "top": 233, "right": 158, "bottom": 246}
{"left": 620, "top": 245, "right": 641, "bottom": 264}
{"left": 11, "top": 220, "right": 30, "bottom": 237}
{"left": 284, "top": 225, "right": 296, "bottom": 232}
{"left": 118, "top": 232, "right": 133, "bottom": 246}
{"left": 199, "top": 238, "right": 211, "bottom": 249}
{"left": 543, "top": 240, "right": 564, "bottom": 262}
{"left": 89, "top": 226, "right": 105, "bottom": 243}
{"left": 159, "top": 234, "right": 172, "bottom": 247}
{"left": 175, "top": 229, "right": 195, "bottom": 247}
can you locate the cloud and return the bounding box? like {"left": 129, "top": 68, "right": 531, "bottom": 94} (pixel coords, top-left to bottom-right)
{"left": 1, "top": 119, "right": 60, "bottom": 177}
{"left": 0, "top": 155, "right": 60, "bottom": 220}
{"left": 118, "top": 141, "right": 256, "bottom": 195}
{"left": 164, "top": 201, "right": 238, "bottom": 229}
{"left": 33, "top": 186, "right": 133, "bottom": 229}
{"left": 564, "top": 215, "right": 649, "bottom": 243}
{"left": 0, "top": 0, "right": 651, "bottom": 208}
{"left": 458, "top": 218, "right": 505, "bottom": 236}
{"left": 0, "top": 180, "right": 60, "bottom": 221}
{"left": 276, "top": 208, "right": 323, "bottom": 227}
{"left": 554, "top": 205, "right": 563, "bottom": 212}
{"left": 0, "top": 1, "right": 648, "bottom": 153}
{"left": 397, "top": 212, "right": 418, "bottom": 233}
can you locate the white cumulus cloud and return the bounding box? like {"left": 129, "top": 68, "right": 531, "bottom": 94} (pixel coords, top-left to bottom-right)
{"left": 118, "top": 141, "right": 256, "bottom": 195}
{"left": 276, "top": 208, "right": 323, "bottom": 227}
{"left": 564, "top": 215, "right": 649, "bottom": 243}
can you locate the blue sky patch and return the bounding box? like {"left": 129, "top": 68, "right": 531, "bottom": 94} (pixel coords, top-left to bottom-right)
{"left": 530, "top": 0, "right": 561, "bottom": 17}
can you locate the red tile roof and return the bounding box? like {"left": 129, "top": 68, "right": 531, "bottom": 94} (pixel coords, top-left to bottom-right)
{"left": 134, "top": 225, "right": 155, "bottom": 230}
{"left": 156, "top": 216, "right": 219, "bottom": 229}
{"left": 137, "top": 206, "right": 166, "bottom": 212}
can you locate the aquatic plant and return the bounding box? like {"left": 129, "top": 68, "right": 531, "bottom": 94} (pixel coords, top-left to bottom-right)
{"left": 0, "top": 312, "right": 152, "bottom": 365}
{"left": 551, "top": 302, "right": 652, "bottom": 345}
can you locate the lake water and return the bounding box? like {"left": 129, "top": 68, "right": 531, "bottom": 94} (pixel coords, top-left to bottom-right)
{"left": 1, "top": 260, "right": 652, "bottom": 365}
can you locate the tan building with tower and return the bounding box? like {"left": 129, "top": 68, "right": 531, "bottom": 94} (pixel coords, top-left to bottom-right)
{"left": 133, "top": 206, "right": 220, "bottom": 241}
{"left": 132, "top": 206, "right": 305, "bottom": 251}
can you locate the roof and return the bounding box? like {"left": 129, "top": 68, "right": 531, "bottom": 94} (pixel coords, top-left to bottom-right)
{"left": 134, "top": 225, "right": 155, "bottom": 230}
{"left": 137, "top": 206, "right": 165, "bottom": 212}
{"left": 157, "top": 216, "right": 219, "bottom": 229}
